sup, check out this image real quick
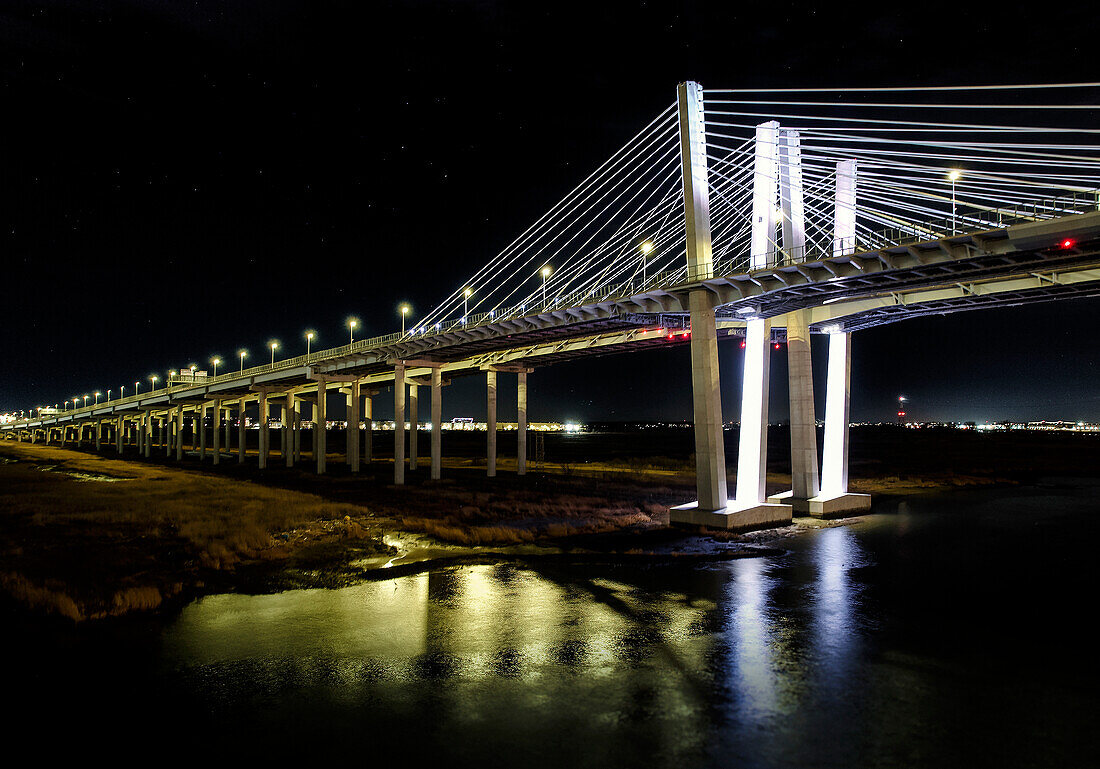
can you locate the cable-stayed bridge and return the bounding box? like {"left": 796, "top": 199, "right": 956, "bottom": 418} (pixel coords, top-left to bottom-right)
{"left": 6, "top": 81, "right": 1100, "bottom": 530}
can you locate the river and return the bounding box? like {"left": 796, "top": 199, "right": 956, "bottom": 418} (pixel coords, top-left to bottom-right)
{"left": 6, "top": 480, "right": 1097, "bottom": 766}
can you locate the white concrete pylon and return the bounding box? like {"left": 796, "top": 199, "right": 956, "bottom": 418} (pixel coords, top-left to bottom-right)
{"left": 238, "top": 399, "right": 247, "bottom": 463}
{"left": 821, "top": 330, "right": 852, "bottom": 497}
{"left": 175, "top": 406, "right": 183, "bottom": 460}
{"left": 833, "top": 159, "right": 858, "bottom": 257}
{"left": 363, "top": 391, "right": 373, "bottom": 464}
{"left": 199, "top": 404, "right": 207, "bottom": 460}
{"left": 778, "top": 129, "right": 806, "bottom": 264}
{"left": 751, "top": 121, "right": 781, "bottom": 268}
{"left": 677, "top": 80, "right": 727, "bottom": 511}
{"left": 735, "top": 317, "right": 772, "bottom": 505}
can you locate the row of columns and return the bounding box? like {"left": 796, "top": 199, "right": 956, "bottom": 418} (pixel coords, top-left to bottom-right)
{"left": 26, "top": 368, "right": 535, "bottom": 485}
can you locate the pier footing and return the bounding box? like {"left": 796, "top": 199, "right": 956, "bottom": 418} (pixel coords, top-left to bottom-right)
{"left": 767, "top": 490, "right": 872, "bottom": 518}
{"left": 670, "top": 500, "right": 793, "bottom": 531}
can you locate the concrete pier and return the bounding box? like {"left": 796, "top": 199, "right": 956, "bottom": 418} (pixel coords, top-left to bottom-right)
{"left": 431, "top": 368, "right": 442, "bottom": 479}
{"left": 347, "top": 381, "right": 360, "bottom": 472}
{"left": 212, "top": 399, "right": 221, "bottom": 465}
{"left": 517, "top": 371, "right": 527, "bottom": 475}
{"left": 258, "top": 389, "right": 269, "bottom": 469}
{"left": 315, "top": 378, "right": 327, "bottom": 474}
{"left": 486, "top": 370, "right": 497, "bottom": 477}
{"left": 409, "top": 383, "right": 419, "bottom": 471}
{"left": 394, "top": 364, "right": 405, "bottom": 484}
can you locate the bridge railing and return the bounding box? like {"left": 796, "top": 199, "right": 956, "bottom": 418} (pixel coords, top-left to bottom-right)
{"left": 9, "top": 192, "right": 1098, "bottom": 430}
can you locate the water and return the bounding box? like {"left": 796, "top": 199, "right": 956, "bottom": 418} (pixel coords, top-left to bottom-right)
{"left": 6, "top": 482, "right": 1098, "bottom": 766}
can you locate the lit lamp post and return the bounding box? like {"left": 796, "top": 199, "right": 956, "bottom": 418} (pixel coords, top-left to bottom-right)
{"left": 211, "top": 357, "right": 220, "bottom": 378}
{"left": 121, "top": 385, "right": 126, "bottom": 399}
{"left": 83, "top": 395, "right": 89, "bottom": 408}
{"left": 270, "top": 341, "right": 279, "bottom": 366}
{"left": 641, "top": 240, "right": 654, "bottom": 286}
{"left": 400, "top": 304, "right": 410, "bottom": 336}
{"left": 107, "top": 390, "right": 111, "bottom": 403}
{"left": 541, "top": 265, "right": 551, "bottom": 307}
{"left": 306, "top": 331, "right": 314, "bottom": 356}
{"left": 150, "top": 375, "right": 158, "bottom": 391}
{"left": 189, "top": 364, "right": 197, "bottom": 380}
{"left": 239, "top": 350, "right": 247, "bottom": 373}
{"left": 348, "top": 319, "right": 357, "bottom": 344}
{"left": 134, "top": 380, "right": 140, "bottom": 395}
{"left": 948, "top": 169, "right": 961, "bottom": 235}
{"left": 463, "top": 288, "right": 472, "bottom": 323}
{"left": 94, "top": 391, "right": 101, "bottom": 405}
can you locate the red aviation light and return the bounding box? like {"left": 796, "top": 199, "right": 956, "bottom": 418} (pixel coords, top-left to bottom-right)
{"left": 740, "top": 340, "right": 746, "bottom": 349}
{"left": 1060, "top": 238, "right": 1076, "bottom": 249}
{"left": 898, "top": 411, "right": 907, "bottom": 417}
{"left": 773, "top": 342, "right": 781, "bottom": 350}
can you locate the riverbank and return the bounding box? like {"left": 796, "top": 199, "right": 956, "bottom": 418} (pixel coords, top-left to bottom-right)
{"left": 3, "top": 426, "right": 1091, "bottom": 622}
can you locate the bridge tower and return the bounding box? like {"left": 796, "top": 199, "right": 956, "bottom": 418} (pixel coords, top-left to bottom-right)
{"left": 669, "top": 82, "right": 792, "bottom": 529}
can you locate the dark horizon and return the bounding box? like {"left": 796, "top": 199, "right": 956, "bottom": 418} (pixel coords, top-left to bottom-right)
{"left": 2, "top": 1, "right": 1099, "bottom": 422}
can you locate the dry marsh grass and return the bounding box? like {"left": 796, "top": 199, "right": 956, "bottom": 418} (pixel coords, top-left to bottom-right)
{"left": 0, "top": 443, "right": 385, "bottom": 620}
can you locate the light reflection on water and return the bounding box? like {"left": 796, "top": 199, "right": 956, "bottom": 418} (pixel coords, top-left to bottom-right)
{"left": 142, "top": 491, "right": 1100, "bottom": 766}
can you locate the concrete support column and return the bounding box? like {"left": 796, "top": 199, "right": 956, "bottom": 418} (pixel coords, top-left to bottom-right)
{"left": 347, "top": 381, "right": 360, "bottom": 472}
{"left": 238, "top": 399, "right": 247, "bottom": 463}
{"left": 821, "top": 331, "right": 852, "bottom": 497}
{"left": 199, "top": 404, "right": 207, "bottom": 460}
{"left": 431, "top": 369, "right": 442, "bottom": 480}
{"left": 363, "top": 392, "right": 373, "bottom": 464}
{"left": 284, "top": 393, "right": 295, "bottom": 468}
{"left": 315, "top": 379, "right": 327, "bottom": 475}
{"left": 116, "top": 417, "right": 123, "bottom": 453}
{"left": 258, "top": 389, "right": 269, "bottom": 470}
{"left": 212, "top": 399, "right": 221, "bottom": 465}
{"left": 786, "top": 310, "right": 820, "bottom": 500}
{"left": 735, "top": 318, "right": 772, "bottom": 504}
{"left": 486, "top": 370, "right": 497, "bottom": 477}
{"left": 175, "top": 406, "right": 183, "bottom": 461}
{"left": 687, "top": 290, "right": 727, "bottom": 509}
{"left": 293, "top": 401, "right": 302, "bottom": 462}
{"left": 409, "top": 384, "right": 419, "bottom": 471}
{"left": 224, "top": 408, "right": 232, "bottom": 457}
{"left": 394, "top": 364, "right": 405, "bottom": 485}
{"left": 517, "top": 371, "right": 528, "bottom": 476}
{"left": 95, "top": 419, "right": 102, "bottom": 451}
{"left": 143, "top": 413, "right": 152, "bottom": 458}
{"left": 191, "top": 414, "right": 199, "bottom": 451}
{"left": 162, "top": 416, "right": 170, "bottom": 457}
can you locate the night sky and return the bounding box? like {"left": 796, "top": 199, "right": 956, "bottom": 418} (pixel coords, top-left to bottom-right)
{"left": 1, "top": 1, "right": 1098, "bottom": 423}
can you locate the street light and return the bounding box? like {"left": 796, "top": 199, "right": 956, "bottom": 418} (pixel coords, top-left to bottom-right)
{"left": 540, "top": 265, "right": 551, "bottom": 307}
{"left": 348, "top": 318, "right": 358, "bottom": 344}
{"left": 189, "top": 364, "right": 197, "bottom": 380}
{"left": 121, "top": 385, "right": 126, "bottom": 399}
{"left": 94, "top": 391, "right": 101, "bottom": 405}
{"left": 83, "top": 395, "right": 89, "bottom": 408}
{"left": 270, "top": 341, "right": 279, "bottom": 366}
{"left": 641, "top": 241, "right": 654, "bottom": 286}
{"left": 400, "top": 304, "right": 410, "bottom": 336}
{"left": 134, "top": 381, "right": 140, "bottom": 394}
{"left": 238, "top": 349, "right": 248, "bottom": 373}
{"left": 305, "top": 331, "right": 315, "bottom": 356}
{"left": 150, "top": 375, "right": 158, "bottom": 391}
{"left": 463, "top": 288, "right": 472, "bottom": 322}
{"left": 211, "top": 357, "right": 221, "bottom": 378}
{"left": 107, "top": 390, "right": 111, "bottom": 402}
{"left": 948, "top": 169, "right": 961, "bottom": 235}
